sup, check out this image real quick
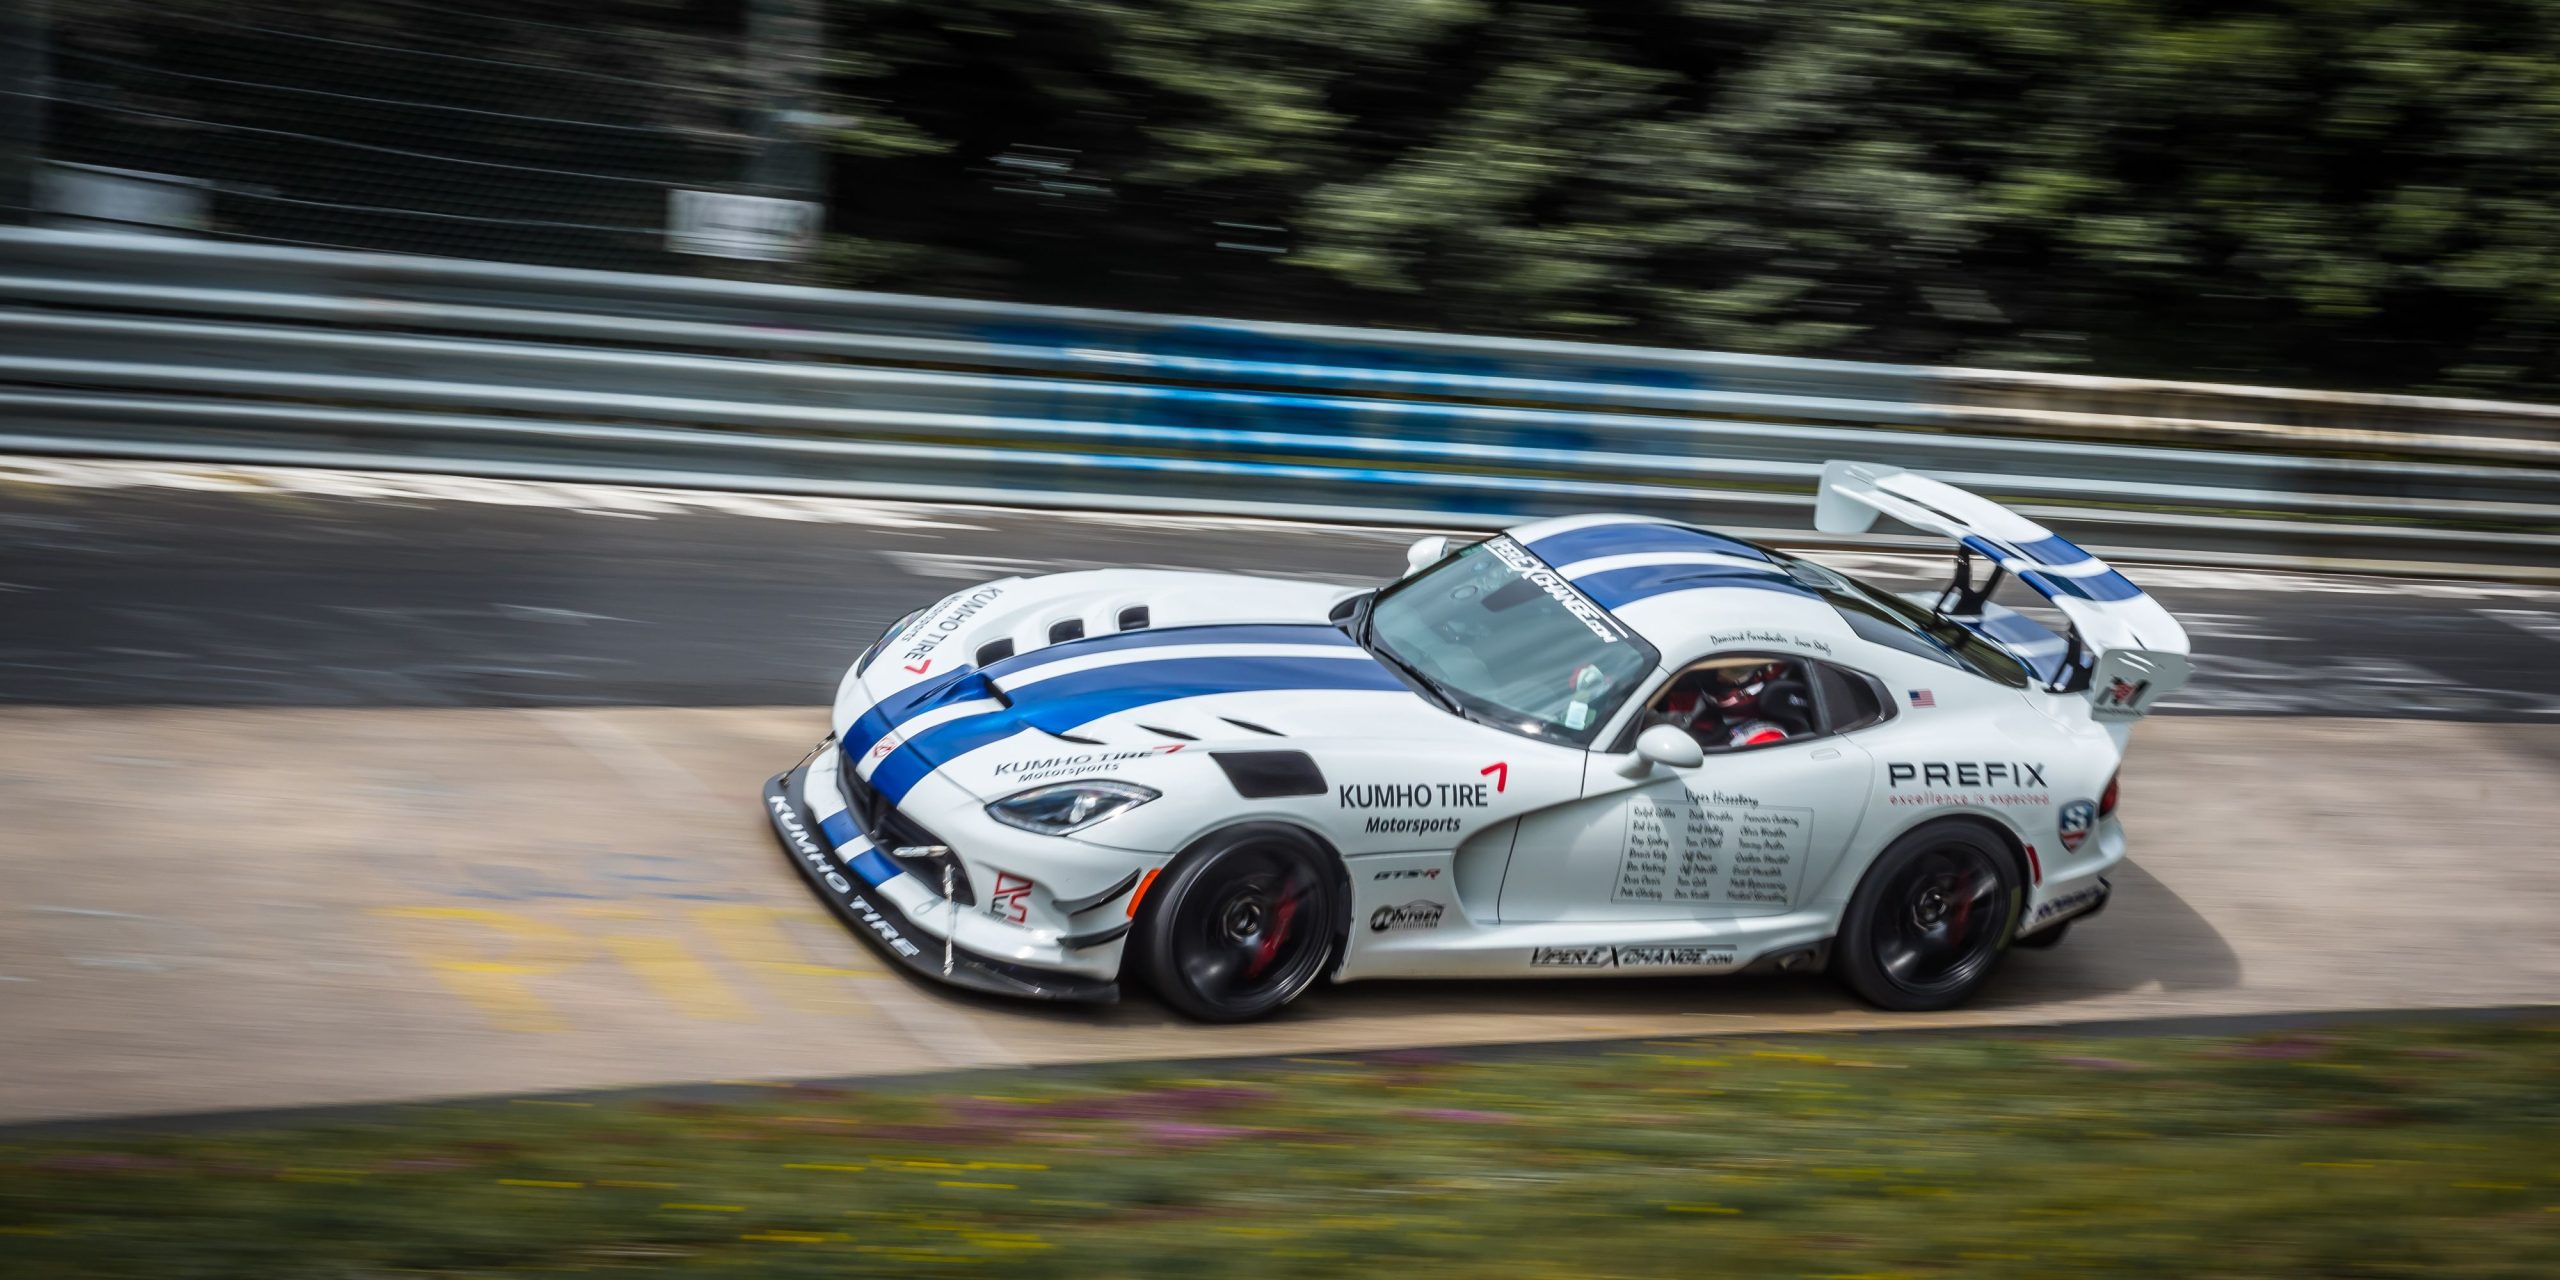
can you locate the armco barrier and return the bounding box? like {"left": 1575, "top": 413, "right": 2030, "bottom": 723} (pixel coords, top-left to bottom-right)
{"left": 0, "top": 227, "right": 2554, "bottom": 571}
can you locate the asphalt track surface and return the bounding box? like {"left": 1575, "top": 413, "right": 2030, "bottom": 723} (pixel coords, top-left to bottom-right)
{"left": 4, "top": 459, "right": 2559, "bottom": 719}
{"left": 2, "top": 459, "right": 2557, "bottom": 1124}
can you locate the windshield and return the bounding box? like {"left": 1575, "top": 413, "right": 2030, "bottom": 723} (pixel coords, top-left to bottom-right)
{"left": 1365, "top": 537, "right": 1660, "bottom": 745}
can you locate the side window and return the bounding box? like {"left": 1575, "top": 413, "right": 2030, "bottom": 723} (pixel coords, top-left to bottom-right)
{"left": 1637, "top": 654, "right": 1823, "bottom": 754}
{"left": 1812, "top": 661, "right": 1893, "bottom": 734}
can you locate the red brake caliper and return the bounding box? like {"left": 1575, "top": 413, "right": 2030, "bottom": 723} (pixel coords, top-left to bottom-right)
{"left": 1247, "top": 891, "right": 1299, "bottom": 979}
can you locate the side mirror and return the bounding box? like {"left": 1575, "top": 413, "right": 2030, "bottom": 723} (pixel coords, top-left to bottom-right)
{"left": 1402, "top": 535, "right": 1453, "bottom": 578}
{"left": 1617, "top": 724, "right": 1705, "bottom": 777}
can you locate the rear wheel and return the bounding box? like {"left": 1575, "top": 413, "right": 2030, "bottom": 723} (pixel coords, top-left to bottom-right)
{"left": 1136, "top": 824, "right": 1339, "bottom": 1022}
{"left": 1835, "top": 823, "right": 2019, "bottom": 1011}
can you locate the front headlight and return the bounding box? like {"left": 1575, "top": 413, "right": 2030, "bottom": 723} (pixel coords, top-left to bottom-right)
{"left": 985, "top": 780, "right": 1159, "bottom": 835}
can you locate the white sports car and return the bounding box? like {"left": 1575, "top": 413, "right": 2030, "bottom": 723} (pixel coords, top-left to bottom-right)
{"left": 764, "top": 462, "right": 2192, "bottom": 1021}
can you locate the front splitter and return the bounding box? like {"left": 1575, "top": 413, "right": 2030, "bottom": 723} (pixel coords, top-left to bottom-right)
{"left": 763, "top": 764, "right": 1118, "bottom": 1003}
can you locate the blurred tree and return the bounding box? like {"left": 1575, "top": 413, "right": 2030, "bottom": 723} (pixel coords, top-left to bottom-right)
{"left": 44, "top": 0, "right": 2560, "bottom": 397}
{"left": 819, "top": 0, "right": 2560, "bottom": 399}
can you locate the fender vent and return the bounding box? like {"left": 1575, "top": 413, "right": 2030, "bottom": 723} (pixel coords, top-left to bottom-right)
{"left": 1045, "top": 730, "right": 1106, "bottom": 745}
{"left": 1211, "top": 750, "right": 1327, "bottom": 799}
{"left": 1220, "top": 717, "right": 1283, "bottom": 736}
{"left": 1048, "top": 619, "right": 1086, "bottom": 644}
{"left": 974, "top": 639, "right": 1016, "bottom": 667}
{"left": 1117, "top": 606, "right": 1150, "bottom": 630}
{"left": 1135, "top": 724, "right": 1197, "bottom": 741}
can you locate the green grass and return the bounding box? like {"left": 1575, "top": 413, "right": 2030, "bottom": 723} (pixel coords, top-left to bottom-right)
{"left": 5, "top": 1019, "right": 2558, "bottom": 1278}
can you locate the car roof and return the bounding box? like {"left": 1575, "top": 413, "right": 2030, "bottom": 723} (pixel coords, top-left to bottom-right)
{"left": 1503, "top": 514, "right": 1862, "bottom": 659}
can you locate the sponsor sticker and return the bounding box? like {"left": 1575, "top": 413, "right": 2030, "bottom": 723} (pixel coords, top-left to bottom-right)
{"left": 1365, "top": 816, "right": 1461, "bottom": 835}
{"left": 774, "top": 790, "right": 922, "bottom": 959}
{"left": 1884, "top": 761, "right": 2050, "bottom": 807}
{"left": 1369, "top": 900, "right": 1446, "bottom": 932}
{"left": 2033, "top": 883, "right": 2106, "bottom": 925}
{"left": 1339, "top": 782, "right": 1493, "bottom": 808}
{"left": 993, "top": 749, "right": 1163, "bottom": 788}
{"left": 1887, "top": 762, "right": 2049, "bottom": 789}
{"left": 1371, "top": 867, "right": 1444, "bottom": 882}
{"left": 1485, "top": 537, "right": 1627, "bottom": 644}
{"left": 849, "top": 894, "right": 923, "bottom": 957}
{"left": 1341, "top": 778, "right": 1496, "bottom": 837}
{"left": 1613, "top": 944, "right": 1737, "bottom": 969}
{"left": 1530, "top": 943, "right": 1743, "bottom": 970}
{"left": 2096, "top": 676, "right": 2150, "bottom": 713}
{"left": 1708, "top": 629, "right": 1832, "bottom": 657}
{"left": 2057, "top": 799, "right": 2097, "bottom": 852}
{"left": 988, "top": 871, "right": 1035, "bottom": 925}
{"left": 898, "top": 586, "right": 1007, "bottom": 664}
{"left": 769, "top": 793, "right": 822, "bottom": 859}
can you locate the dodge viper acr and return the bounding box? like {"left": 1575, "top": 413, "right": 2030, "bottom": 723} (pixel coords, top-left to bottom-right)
{"left": 764, "top": 461, "right": 2193, "bottom": 1021}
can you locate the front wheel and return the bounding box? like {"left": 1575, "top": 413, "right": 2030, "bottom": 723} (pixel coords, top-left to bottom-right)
{"left": 1135, "top": 824, "right": 1340, "bottom": 1022}
{"left": 1834, "top": 823, "right": 2020, "bottom": 1011}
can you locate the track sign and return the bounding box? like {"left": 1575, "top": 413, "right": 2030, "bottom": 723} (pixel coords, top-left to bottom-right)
{"left": 667, "top": 190, "right": 822, "bottom": 262}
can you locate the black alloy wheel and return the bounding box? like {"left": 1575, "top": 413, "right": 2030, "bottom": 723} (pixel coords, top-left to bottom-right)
{"left": 1835, "top": 823, "right": 2019, "bottom": 1011}
{"left": 1136, "top": 824, "right": 1339, "bottom": 1022}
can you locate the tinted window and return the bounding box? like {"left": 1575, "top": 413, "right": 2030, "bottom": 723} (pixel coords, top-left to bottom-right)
{"left": 1781, "top": 557, "right": 2033, "bottom": 688}
{"left": 1814, "top": 662, "right": 1890, "bottom": 733}
{"left": 1637, "top": 655, "right": 1822, "bottom": 753}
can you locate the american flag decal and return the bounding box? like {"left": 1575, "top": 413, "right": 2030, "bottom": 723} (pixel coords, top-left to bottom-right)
{"left": 1907, "top": 689, "right": 1936, "bottom": 707}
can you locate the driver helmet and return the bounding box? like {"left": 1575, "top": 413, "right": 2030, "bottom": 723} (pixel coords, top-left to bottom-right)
{"left": 1710, "top": 661, "right": 1790, "bottom": 715}
{"left": 1726, "top": 719, "right": 1790, "bottom": 748}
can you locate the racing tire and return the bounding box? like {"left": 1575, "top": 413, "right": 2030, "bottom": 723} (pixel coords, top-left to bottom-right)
{"left": 1834, "top": 822, "right": 2020, "bottom": 1011}
{"left": 2011, "top": 920, "right": 2071, "bottom": 950}
{"left": 1135, "top": 824, "right": 1341, "bottom": 1023}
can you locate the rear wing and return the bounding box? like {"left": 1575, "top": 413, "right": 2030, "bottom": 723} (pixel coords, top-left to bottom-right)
{"left": 1815, "top": 460, "right": 2189, "bottom": 715}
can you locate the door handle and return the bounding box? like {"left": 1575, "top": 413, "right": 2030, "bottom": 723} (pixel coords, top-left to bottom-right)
{"left": 1812, "top": 747, "right": 1842, "bottom": 760}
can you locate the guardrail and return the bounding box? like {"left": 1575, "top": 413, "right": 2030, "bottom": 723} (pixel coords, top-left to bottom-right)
{"left": 1, "top": 227, "right": 2554, "bottom": 572}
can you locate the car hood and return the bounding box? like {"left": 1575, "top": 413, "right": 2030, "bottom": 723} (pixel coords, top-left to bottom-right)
{"left": 839, "top": 570, "right": 1463, "bottom": 801}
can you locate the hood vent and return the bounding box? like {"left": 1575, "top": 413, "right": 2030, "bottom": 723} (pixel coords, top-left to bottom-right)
{"left": 1045, "top": 729, "right": 1106, "bottom": 745}
{"left": 975, "top": 639, "right": 1016, "bottom": 667}
{"left": 1048, "top": 619, "right": 1086, "bottom": 644}
{"left": 1211, "top": 751, "right": 1326, "bottom": 799}
{"left": 1117, "top": 605, "right": 1151, "bottom": 630}
{"left": 1135, "top": 724, "right": 1197, "bottom": 741}
{"left": 1220, "top": 716, "right": 1284, "bottom": 736}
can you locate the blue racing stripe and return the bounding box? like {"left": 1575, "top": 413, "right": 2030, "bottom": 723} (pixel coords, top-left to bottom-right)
{"left": 847, "top": 847, "right": 902, "bottom": 887}
{"left": 819, "top": 810, "right": 859, "bottom": 848}
{"left": 872, "top": 653, "right": 1403, "bottom": 804}
{"left": 843, "top": 667, "right": 997, "bottom": 763}
{"left": 2011, "top": 533, "right": 2097, "bottom": 568}
{"left": 2019, "top": 568, "right": 2144, "bottom": 603}
{"left": 1572, "top": 562, "right": 1815, "bottom": 609}
{"left": 1526, "top": 522, "right": 1774, "bottom": 568}
{"left": 1958, "top": 534, "right": 2014, "bottom": 564}
{"left": 842, "top": 624, "right": 1356, "bottom": 761}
